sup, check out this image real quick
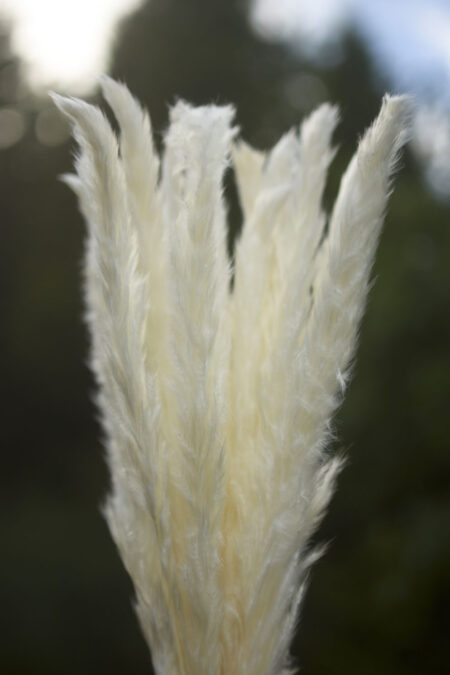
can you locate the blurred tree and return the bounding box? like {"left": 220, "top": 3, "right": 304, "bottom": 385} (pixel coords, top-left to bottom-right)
{"left": 113, "top": 0, "right": 296, "bottom": 139}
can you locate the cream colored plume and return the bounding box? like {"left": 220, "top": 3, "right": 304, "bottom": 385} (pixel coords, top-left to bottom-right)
{"left": 53, "top": 80, "right": 410, "bottom": 675}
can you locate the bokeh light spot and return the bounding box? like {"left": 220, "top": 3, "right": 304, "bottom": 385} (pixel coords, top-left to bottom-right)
{"left": 0, "top": 106, "right": 24, "bottom": 148}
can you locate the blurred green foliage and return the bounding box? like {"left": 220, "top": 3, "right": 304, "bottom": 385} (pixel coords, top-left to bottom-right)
{"left": 1, "top": 1, "right": 449, "bottom": 673}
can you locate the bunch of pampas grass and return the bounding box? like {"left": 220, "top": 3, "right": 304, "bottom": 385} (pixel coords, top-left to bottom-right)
{"left": 53, "top": 80, "right": 410, "bottom": 675}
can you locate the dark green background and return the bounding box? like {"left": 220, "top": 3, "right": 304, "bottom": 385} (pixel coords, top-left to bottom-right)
{"left": 1, "top": 0, "right": 449, "bottom": 672}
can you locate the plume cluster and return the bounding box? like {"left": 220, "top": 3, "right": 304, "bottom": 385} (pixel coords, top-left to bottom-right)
{"left": 53, "top": 80, "right": 410, "bottom": 675}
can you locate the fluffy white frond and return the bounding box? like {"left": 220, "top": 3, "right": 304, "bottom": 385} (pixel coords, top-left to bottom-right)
{"left": 55, "top": 83, "right": 410, "bottom": 675}
{"left": 222, "top": 103, "right": 341, "bottom": 673}
{"left": 159, "top": 101, "right": 234, "bottom": 674}
{"left": 52, "top": 92, "right": 178, "bottom": 674}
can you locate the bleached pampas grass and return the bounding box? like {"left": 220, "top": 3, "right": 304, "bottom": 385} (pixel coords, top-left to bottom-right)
{"left": 53, "top": 80, "right": 410, "bottom": 675}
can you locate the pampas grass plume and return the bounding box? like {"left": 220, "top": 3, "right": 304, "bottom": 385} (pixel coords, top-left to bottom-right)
{"left": 53, "top": 80, "right": 411, "bottom": 675}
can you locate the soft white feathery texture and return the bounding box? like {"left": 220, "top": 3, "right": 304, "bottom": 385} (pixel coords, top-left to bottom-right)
{"left": 54, "top": 83, "right": 410, "bottom": 675}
